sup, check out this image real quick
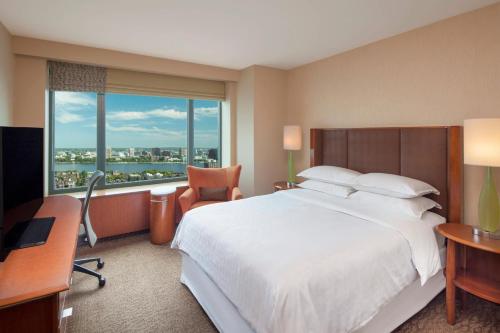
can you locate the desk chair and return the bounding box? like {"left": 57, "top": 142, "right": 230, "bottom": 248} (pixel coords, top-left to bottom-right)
{"left": 73, "top": 170, "right": 106, "bottom": 287}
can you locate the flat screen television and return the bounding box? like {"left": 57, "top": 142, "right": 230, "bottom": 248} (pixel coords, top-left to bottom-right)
{"left": 0, "top": 126, "right": 53, "bottom": 261}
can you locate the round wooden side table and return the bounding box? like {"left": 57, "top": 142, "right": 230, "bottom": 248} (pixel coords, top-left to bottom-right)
{"left": 436, "top": 223, "right": 500, "bottom": 325}
{"left": 273, "top": 181, "right": 299, "bottom": 192}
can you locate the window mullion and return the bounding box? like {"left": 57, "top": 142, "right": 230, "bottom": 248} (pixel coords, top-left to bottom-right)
{"left": 218, "top": 102, "right": 222, "bottom": 167}
{"left": 48, "top": 91, "right": 56, "bottom": 194}
{"left": 96, "top": 93, "right": 106, "bottom": 187}
{"left": 187, "top": 99, "right": 194, "bottom": 166}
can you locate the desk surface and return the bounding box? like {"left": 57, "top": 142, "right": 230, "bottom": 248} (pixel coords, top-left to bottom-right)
{"left": 0, "top": 196, "right": 81, "bottom": 308}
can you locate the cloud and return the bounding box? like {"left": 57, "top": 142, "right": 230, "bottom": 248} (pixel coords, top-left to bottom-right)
{"left": 107, "top": 108, "right": 187, "bottom": 121}
{"left": 106, "top": 123, "right": 185, "bottom": 138}
{"left": 107, "top": 111, "right": 148, "bottom": 121}
{"left": 107, "top": 106, "right": 219, "bottom": 122}
{"left": 194, "top": 107, "right": 219, "bottom": 118}
{"left": 55, "top": 91, "right": 96, "bottom": 108}
{"left": 56, "top": 111, "right": 85, "bottom": 124}
{"left": 54, "top": 91, "right": 96, "bottom": 124}
{"left": 107, "top": 124, "right": 148, "bottom": 132}
{"left": 147, "top": 109, "right": 186, "bottom": 120}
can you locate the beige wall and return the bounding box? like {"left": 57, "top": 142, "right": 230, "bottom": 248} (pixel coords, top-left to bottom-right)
{"left": 287, "top": 3, "right": 500, "bottom": 224}
{"left": 253, "top": 66, "right": 288, "bottom": 195}
{"left": 237, "top": 66, "right": 288, "bottom": 196}
{"left": 236, "top": 67, "right": 256, "bottom": 195}
{"left": 12, "top": 36, "right": 239, "bottom": 82}
{"left": 13, "top": 55, "right": 46, "bottom": 127}
{"left": 0, "top": 22, "right": 14, "bottom": 125}
{"left": 222, "top": 81, "right": 238, "bottom": 167}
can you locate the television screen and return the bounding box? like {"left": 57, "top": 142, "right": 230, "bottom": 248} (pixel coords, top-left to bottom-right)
{"left": 0, "top": 127, "right": 44, "bottom": 257}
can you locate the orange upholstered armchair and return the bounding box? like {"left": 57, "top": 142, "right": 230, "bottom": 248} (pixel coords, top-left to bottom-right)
{"left": 178, "top": 165, "right": 242, "bottom": 214}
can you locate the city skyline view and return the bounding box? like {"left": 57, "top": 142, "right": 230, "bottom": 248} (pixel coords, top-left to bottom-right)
{"left": 52, "top": 91, "right": 221, "bottom": 190}
{"left": 54, "top": 91, "right": 220, "bottom": 148}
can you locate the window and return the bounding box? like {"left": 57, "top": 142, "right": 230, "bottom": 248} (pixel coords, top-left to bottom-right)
{"left": 49, "top": 91, "right": 221, "bottom": 193}
{"left": 193, "top": 99, "right": 221, "bottom": 168}
{"left": 105, "top": 93, "right": 188, "bottom": 185}
{"left": 51, "top": 91, "right": 98, "bottom": 190}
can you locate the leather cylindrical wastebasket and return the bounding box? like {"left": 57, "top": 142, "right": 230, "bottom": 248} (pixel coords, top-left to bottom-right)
{"left": 150, "top": 186, "right": 176, "bottom": 244}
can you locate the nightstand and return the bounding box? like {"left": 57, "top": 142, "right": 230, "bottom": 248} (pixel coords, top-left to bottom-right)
{"left": 273, "top": 181, "right": 299, "bottom": 192}
{"left": 436, "top": 223, "right": 500, "bottom": 325}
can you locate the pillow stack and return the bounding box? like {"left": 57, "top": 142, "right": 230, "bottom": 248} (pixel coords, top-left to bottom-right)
{"left": 297, "top": 166, "right": 359, "bottom": 198}
{"left": 296, "top": 166, "right": 441, "bottom": 219}
{"left": 351, "top": 173, "right": 441, "bottom": 218}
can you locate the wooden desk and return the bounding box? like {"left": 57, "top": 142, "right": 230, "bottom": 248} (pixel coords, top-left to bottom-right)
{"left": 0, "top": 195, "right": 81, "bottom": 333}
{"left": 437, "top": 223, "right": 500, "bottom": 325}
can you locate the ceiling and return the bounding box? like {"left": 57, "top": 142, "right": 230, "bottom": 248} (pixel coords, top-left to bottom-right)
{"left": 0, "top": 0, "right": 498, "bottom": 70}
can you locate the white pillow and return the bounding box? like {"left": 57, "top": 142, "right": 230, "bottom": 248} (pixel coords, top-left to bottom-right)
{"left": 350, "top": 191, "right": 442, "bottom": 219}
{"left": 297, "top": 166, "right": 361, "bottom": 186}
{"left": 298, "top": 180, "right": 354, "bottom": 198}
{"left": 353, "top": 173, "right": 439, "bottom": 198}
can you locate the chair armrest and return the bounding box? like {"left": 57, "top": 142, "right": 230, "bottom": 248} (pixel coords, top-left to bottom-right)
{"left": 179, "top": 188, "right": 197, "bottom": 214}
{"left": 231, "top": 187, "right": 243, "bottom": 201}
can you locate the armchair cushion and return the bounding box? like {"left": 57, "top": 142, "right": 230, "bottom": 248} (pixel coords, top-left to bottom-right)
{"left": 190, "top": 200, "right": 224, "bottom": 210}
{"left": 199, "top": 187, "right": 228, "bottom": 201}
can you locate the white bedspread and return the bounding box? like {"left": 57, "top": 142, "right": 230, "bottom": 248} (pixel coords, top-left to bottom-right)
{"left": 171, "top": 189, "right": 443, "bottom": 333}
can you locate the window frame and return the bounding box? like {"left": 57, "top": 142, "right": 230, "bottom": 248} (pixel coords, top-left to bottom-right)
{"left": 48, "top": 91, "right": 222, "bottom": 194}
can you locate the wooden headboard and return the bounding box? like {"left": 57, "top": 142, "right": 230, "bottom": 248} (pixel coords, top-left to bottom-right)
{"left": 310, "top": 127, "right": 463, "bottom": 222}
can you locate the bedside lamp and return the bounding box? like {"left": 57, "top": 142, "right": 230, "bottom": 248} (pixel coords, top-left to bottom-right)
{"left": 464, "top": 119, "right": 500, "bottom": 237}
{"left": 283, "top": 125, "right": 302, "bottom": 185}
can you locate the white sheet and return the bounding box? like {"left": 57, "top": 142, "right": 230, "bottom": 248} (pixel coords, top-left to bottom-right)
{"left": 171, "top": 189, "right": 444, "bottom": 333}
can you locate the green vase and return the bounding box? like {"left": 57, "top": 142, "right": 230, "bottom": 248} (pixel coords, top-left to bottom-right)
{"left": 478, "top": 167, "right": 500, "bottom": 232}
{"left": 287, "top": 151, "right": 295, "bottom": 184}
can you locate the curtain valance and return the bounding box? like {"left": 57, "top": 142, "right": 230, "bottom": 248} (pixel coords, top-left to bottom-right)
{"left": 48, "top": 61, "right": 106, "bottom": 93}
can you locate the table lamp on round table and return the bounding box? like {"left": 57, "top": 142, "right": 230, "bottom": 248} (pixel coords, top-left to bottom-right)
{"left": 464, "top": 118, "right": 500, "bottom": 238}
{"left": 283, "top": 125, "right": 302, "bottom": 185}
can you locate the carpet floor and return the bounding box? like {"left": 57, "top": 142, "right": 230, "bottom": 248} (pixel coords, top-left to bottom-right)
{"left": 66, "top": 234, "right": 499, "bottom": 333}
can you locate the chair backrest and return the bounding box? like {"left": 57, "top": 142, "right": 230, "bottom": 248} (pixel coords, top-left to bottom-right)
{"left": 81, "top": 170, "right": 104, "bottom": 247}
{"left": 187, "top": 165, "right": 242, "bottom": 201}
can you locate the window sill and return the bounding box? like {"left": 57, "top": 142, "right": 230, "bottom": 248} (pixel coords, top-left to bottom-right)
{"left": 52, "top": 180, "right": 188, "bottom": 199}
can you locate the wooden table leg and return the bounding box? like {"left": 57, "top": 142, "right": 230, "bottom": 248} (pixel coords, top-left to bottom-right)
{"left": 446, "top": 239, "right": 456, "bottom": 325}
{"left": 460, "top": 246, "right": 467, "bottom": 310}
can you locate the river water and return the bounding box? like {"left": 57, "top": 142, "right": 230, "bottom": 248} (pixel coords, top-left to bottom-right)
{"left": 54, "top": 162, "right": 203, "bottom": 173}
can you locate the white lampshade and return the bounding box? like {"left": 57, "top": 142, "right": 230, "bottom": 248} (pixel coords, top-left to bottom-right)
{"left": 283, "top": 125, "right": 302, "bottom": 151}
{"left": 464, "top": 118, "right": 500, "bottom": 167}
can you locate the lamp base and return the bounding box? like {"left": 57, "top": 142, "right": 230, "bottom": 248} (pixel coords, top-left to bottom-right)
{"left": 478, "top": 166, "right": 500, "bottom": 233}
{"left": 472, "top": 226, "right": 500, "bottom": 240}
{"left": 287, "top": 151, "right": 296, "bottom": 184}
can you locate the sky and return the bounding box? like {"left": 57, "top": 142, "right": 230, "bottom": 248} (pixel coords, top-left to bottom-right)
{"left": 54, "top": 91, "right": 220, "bottom": 149}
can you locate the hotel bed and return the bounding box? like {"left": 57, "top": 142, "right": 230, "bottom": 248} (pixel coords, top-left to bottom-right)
{"left": 172, "top": 126, "right": 462, "bottom": 333}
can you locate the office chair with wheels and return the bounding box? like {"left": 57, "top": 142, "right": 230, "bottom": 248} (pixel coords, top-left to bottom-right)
{"left": 73, "top": 170, "right": 106, "bottom": 287}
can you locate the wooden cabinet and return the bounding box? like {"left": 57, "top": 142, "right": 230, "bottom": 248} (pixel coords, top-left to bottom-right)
{"left": 0, "top": 196, "right": 81, "bottom": 333}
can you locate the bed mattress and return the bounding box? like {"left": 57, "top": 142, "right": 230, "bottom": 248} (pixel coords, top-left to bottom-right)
{"left": 180, "top": 252, "right": 445, "bottom": 333}
{"left": 172, "top": 189, "right": 445, "bottom": 333}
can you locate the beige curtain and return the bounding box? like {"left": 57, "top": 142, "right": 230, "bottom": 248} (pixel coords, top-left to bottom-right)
{"left": 48, "top": 61, "right": 106, "bottom": 93}
{"left": 106, "top": 69, "right": 225, "bottom": 100}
